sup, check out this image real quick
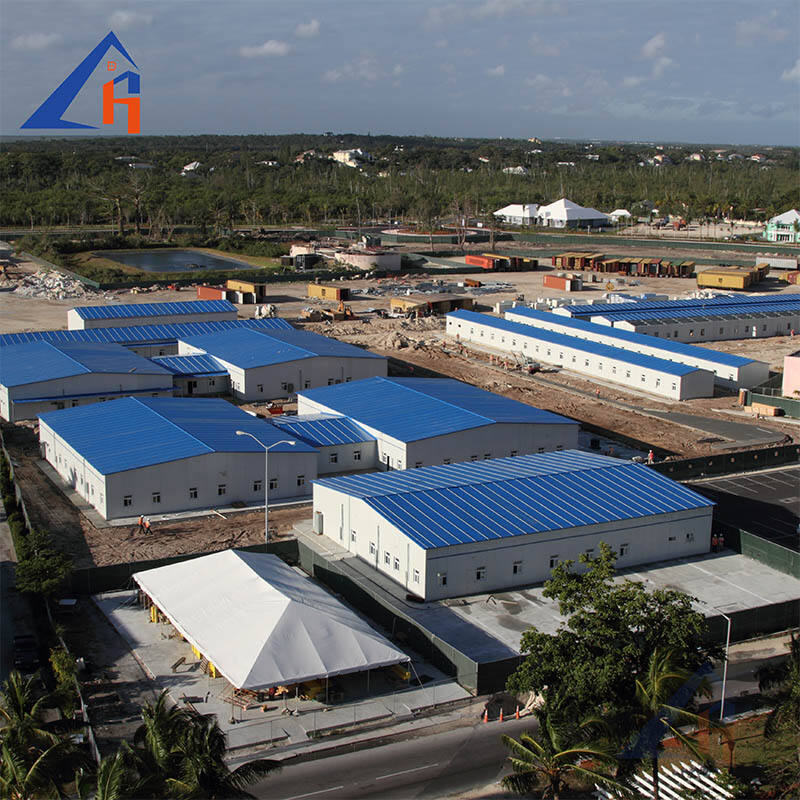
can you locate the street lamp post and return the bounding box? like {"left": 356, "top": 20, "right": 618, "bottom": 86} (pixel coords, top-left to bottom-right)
{"left": 718, "top": 610, "right": 732, "bottom": 722}
{"left": 235, "top": 431, "right": 296, "bottom": 551}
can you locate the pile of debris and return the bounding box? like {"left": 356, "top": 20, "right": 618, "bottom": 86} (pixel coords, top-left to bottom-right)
{"left": 13, "top": 270, "right": 103, "bottom": 300}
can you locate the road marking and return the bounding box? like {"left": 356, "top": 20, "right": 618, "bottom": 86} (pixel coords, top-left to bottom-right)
{"left": 283, "top": 786, "right": 344, "bottom": 800}
{"left": 375, "top": 763, "right": 440, "bottom": 781}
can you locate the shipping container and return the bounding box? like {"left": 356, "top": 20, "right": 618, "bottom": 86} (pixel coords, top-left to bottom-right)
{"left": 307, "top": 283, "right": 350, "bottom": 301}
{"left": 196, "top": 285, "right": 227, "bottom": 301}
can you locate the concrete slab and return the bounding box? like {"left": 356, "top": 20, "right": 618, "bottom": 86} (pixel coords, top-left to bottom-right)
{"left": 92, "top": 589, "right": 470, "bottom": 753}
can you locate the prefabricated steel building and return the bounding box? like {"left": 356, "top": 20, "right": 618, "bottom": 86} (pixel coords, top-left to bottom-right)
{"left": 38, "top": 397, "right": 318, "bottom": 519}
{"left": 446, "top": 310, "right": 715, "bottom": 400}
{"left": 312, "top": 450, "right": 714, "bottom": 601}
{"left": 177, "top": 328, "right": 388, "bottom": 401}
{"left": 0, "top": 341, "right": 174, "bottom": 422}
{"left": 297, "top": 376, "right": 579, "bottom": 470}
{"left": 503, "top": 306, "right": 768, "bottom": 389}
{"left": 67, "top": 300, "right": 238, "bottom": 330}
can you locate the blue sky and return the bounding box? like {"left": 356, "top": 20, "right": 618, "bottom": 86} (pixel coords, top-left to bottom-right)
{"left": 2, "top": 0, "right": 799, "bottom": 145}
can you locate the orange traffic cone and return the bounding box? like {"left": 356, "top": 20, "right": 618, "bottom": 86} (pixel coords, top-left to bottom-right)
{"left": 482, "top": 708, "right": 488, "bottom": 723}
{"left": 515, "top": 706, "right": 520, "bottom": 719}
{"left": 499, "top": 708, "right": 504, "bottom": 722}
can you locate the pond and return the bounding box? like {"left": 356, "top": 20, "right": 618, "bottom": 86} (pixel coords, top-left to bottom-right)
{"left": 94, "top": 249, "right": 257, "bottom": 273}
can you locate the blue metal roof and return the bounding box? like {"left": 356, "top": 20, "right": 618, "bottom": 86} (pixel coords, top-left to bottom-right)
{"left": 561, "top": 293, "right": 800, "bottom": 318}
{"left": 269, "top": 413, "right": 376, "bottom": 447}
{"left": 73, "top": 299, "right": 236, "bottom": 320}
{"left": 298, "top": 377, "right": 577, "bottom": 443}
{"left": 0, "top": 317, "right": 293, "bottom": 348}
{"left": 38, "top": 397, "right": 316, "bottom": 475}
{"left": 315, "top": 450, "right": 714, "bottom": 550}
{"left": 505, "top": 307, "right": 754, "bottom": 368}
{"left": 151, "top": 354, "right": 230, "bottom": 377}
{"left": 0, "top": 341, "right": 171, "bottom": 387}
{"left": 448, "top": 310, "right": 699, "bottom": 376}
{"left": 181, "top": 328, "right": 384, "bottom": 369}
{"left": 594, "top": 303, "right": 800, "bottom": 323}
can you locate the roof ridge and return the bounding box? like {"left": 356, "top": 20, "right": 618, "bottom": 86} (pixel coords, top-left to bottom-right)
{"left": 46, "top": 341, "right": 92, "bottom": 375}
{"left": 250, "top": 327, "right": 317, "bottom": 358}
{"left": 133, "top": 397, "right": 216, "bottom": 456}
{"left": 385, "top": 377, "right": 493, "bottom": 426}
{"left": 351, "top": 452, "right": 619, "bottom": 498}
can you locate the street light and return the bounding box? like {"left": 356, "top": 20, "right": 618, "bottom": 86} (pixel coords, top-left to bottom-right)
{"left": 698, "top": 599, "right": 732, "bottom": 721}
{"left": 235, "top": 430, "right": 296, "bottom": 551}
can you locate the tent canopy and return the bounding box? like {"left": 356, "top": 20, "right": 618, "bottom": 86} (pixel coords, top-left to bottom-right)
{"left": 133, "top": 550, "right": 408, "bottom": 690}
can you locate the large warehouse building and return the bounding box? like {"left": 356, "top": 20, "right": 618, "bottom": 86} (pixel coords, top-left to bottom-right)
{"left": 177, "top": 328, "right": 387, "bottom": 401}
{"left": 446, "top": 310, "right": 714, "bottom": 400}
{"left": 552, "top": 294, "right": 800, "bottom": 343}
{"left": 38, "top": 397, "right": 318, "bottom": 520}
{"left": 312, "top": 450, "right": 714, "bottom": 600}
{"left": 504, "top": 306, "right": 768, "bottom": 389}
{"left": 67, "top": 299, "right": 238, "bottom": 330}
{"left": 0, "top": 341, "right": 174, "bottom": 422}
{"left": 0, "top": 318, "right": 293, "bottom": 357}
{"left": 297, "top": 377, "right": 579, "bottom": 470}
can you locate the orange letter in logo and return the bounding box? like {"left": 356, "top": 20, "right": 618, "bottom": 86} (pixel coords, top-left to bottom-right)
{"left": 107, "top": 60, "right": 117, "bottom": 71}
{"left": 103, "top": 77, "right": 140, "bottom": 134}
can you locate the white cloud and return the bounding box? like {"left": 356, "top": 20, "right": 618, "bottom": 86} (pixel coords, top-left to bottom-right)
{"left": 392, "top": 64, "right": 404, "bottom": 77}
{"left": 652, "top": 56, "right": 673, "bottom": 78}
{"left": 474, "top": 0, "right": 562, "bottom": 18}
{"left": 323, "top": 55, "right": 388, "bottom": 84}
{"left": 294, "top": 19, "right": 320, "bottom": 39}
{"left": 781, "top": 58, "right": 800, "bottom": 82}
{"left": 109, "top": 10, "right": 153, "bottom": 30}
{"left": 486, "top": 64, "right": 505, "bottom": 77}
{"left": 239, "top": 40, "right": 291, "bottom": 58}
{"left": 11, "top": 32, "right": 60, "bottom": 51}
{"left": 736, "top": 11, "right": 788, "bottom": 45}
{"left": 422, "top": 4, "right": 459, "bottom": 30}
{"left": 529, "top": 32, "right": 560, "bottom": 58}
{"left": 622, "top": 76, "right": 645, "bottom": 88}
{"left": 525, "top": 73, "right": 553, "bottom": 88}
{"left": 641, "top": 32, "right": 666, "bottom": 60}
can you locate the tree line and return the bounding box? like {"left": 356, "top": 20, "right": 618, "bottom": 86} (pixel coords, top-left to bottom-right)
{"left": 1, "top": 135, "right": 797, "bottom": 234}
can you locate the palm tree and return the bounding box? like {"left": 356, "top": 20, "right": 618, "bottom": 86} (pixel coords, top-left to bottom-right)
{"left": 167, "top": 713, "right": 280, "bottom": 799}
{"left": 0, "top": 671, "right": 60, "bottom": 762}
{"left": 622, "top": 648, "right": 720, "bottom": 800}
{"left": 501, "top": 706, "right": 624, "bottom": 799}
{"left": 755, "top": 633, "right": 800, "bottom": 777}
{"left": 0, "top": 740, "right": 66, "bottom": 800}
{"left": 75, "top": 744, "right": 145, "bottom": 800}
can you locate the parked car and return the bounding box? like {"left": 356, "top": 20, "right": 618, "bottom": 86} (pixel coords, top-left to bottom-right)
{"left": 12, "top": 634, "right": 40, "bottom": 674}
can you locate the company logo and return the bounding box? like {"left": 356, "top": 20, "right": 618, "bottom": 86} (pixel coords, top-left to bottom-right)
{"left": 21, "top": 31, "right": 140, "bottom": 134}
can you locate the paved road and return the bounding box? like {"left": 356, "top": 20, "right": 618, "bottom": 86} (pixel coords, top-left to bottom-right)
{"left": 250, "top": 646, "right": 785, "bottom": 800}
{"left": 690, "top": 464, "right": 800, "bottom": 551}
{"left": 251, "top": 716, "right": 530, "bottom": 800}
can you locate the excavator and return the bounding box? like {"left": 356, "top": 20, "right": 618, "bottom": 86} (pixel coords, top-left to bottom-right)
{"left": 320, "top": 300, "right": 355, "bottom": 321}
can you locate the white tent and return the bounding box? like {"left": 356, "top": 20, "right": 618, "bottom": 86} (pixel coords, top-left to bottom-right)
{"left": 608, "top": 208, "right": 631, "bottom": 220}
{"left": 133, "top": 549, "right": 408, "bottom": 690}
{"left": 493, "top": 203, "right": 539, "bottom": 225}
{"left": 537, "top": 198, "right": 609, "bottom": 228}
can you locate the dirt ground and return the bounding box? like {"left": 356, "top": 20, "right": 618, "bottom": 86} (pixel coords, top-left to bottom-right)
{"left": 2, "top": 251, "right": 798, "bottom": 569}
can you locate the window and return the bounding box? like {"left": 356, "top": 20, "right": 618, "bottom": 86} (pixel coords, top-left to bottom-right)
{"left": 674, "top": 331, "right": 678, "bottom": 338}
{"left": 269, "top": 477, "right": 277, "bottom": 490}
{"left": 414, "top": 461, "right": 423, "bottom": 468}
{"left": 556, "top": 444, "right": 564, "bottom": 450}
{"left": 584, "top": 358, "right": 590, "bottom": 367}
{"left": 384, "top": 551, "right": 391, "bottom": 565}
{"left": 686, "top": 532, "right": 695, "bottom": 542}
{"left": 351, "top": 530, "right": 357, "bottom": 542}
{"left": 625, "top": 370, "right": 631, "bottom": 379}
{"left": 668, "top": 535, "right": 677, "bottom": 542}
{"left": 280, "top": 382, "right": 288, "bottom": 391}
{"left": 700, "top": 328, "right": 705, "bottom": 336}
{"left": 443, "top": 458, "right": 451, "bottom": 465}
{"left": 641, "top": 374, "right": 646, "bottom": 382}
{"left": 209, "top": 378, "right": 215, "bottom": 387}
{"left": 393, "top": 557, "right": 400, "bottom": 571}
{"left": 620, "top": 543, "right": 629, "bottom": 557}
{"left": 152, "top": 492, "right": 161, "bottom": 504}
{"left": 72, "top": 400, "right": 79, "bottom": 407}
{"left": 413, "top": 569, "right": 420, "bottom": 583}
{"left": 437, "top": 572, "right": 448, "bottom": 587}
{"left": 612, "top": 366, "right": 617, "bottom": 374}
{"left": 327, "top": 378, "right": 335, "bottom": 385}
{"left": 257, "top": 384, "right": 264, "bottom": 393}
{"left": 671, "top": 382, "right": 677, "bottom": 391}
{"left": 510, "top": 450, "right": 518, "bottom": 457}
{"left": 572, "top": 355, "right": 576, "bottom": 363}
{"left": 585, "top": 548, "right": 594, "bottom": 558}
{"left": 297, "top": 475, "right": 305, "bottom": 487}
{"left": 762, "top": 324, "right": 767, "bottom": 331}
{"left": 329, "top": 453, "right": 338, "bottom": 464}
{"left": 189, "top": 487, "right": 198, "bottom": 499}
{"left": 655, "top": 378, "right": 661, "bottom": 387}
{"left": 123, "top": 495, "right": 132, "bottom": 507}
{"left": 345, "top": 377, "right": 352, "bottom": 382}
{"left": 549, "top": 555, "right": 559, "bottom": 569}
{"left": 475, "top": 566, "right": 486, "bottom": 581}
{"left": 720, "top": 327, "right": 724, "bottom": 335}
{"left": 353, "top": 450, "right": 361, "bottom": 461}
{"left": 512, "top": 561, "right": 523, "bottom": 575}
{"left": 369, "top": 541, "right": 376, "bottom": 555}
{"left": 470, "top": 455, "right": 478, "bottom": 462}
{"left": 689, "top": 329, "right": 694, "bottom": 337}
{"left": 304, "top": 380, "right": 311, "bottom": 389}
{"left": 217, "top": 484, "right": 226, "bottom": 496}
{"left": 538, "top": 447, "right": 545, "bottom": 453}
{"left": 598, "top": 362, "right": 603, "bottom": 371}
{"left": 253, "top": 480, "right": 262, "bottom": 493}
